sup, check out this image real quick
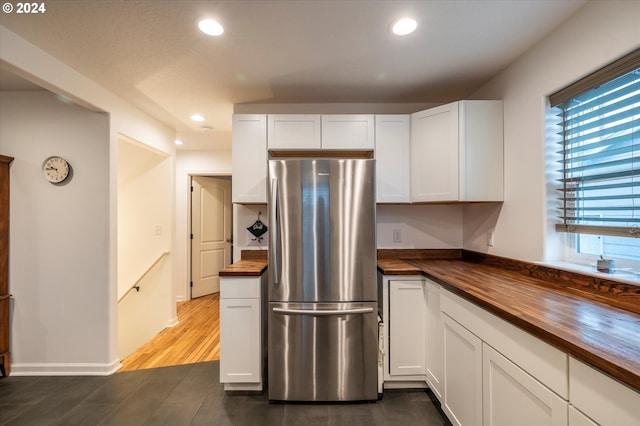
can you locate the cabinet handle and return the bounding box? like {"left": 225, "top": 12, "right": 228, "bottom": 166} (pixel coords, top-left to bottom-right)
{"left": 270, "top": 177, "right": 281, "bottom": 285}
{"left": 273, "top": 307, "right": 373, "bottom": 316}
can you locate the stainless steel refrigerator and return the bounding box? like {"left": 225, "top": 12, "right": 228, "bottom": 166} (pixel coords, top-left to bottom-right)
{"left": 268, "top": 158, "right": 378, "bottom": 402}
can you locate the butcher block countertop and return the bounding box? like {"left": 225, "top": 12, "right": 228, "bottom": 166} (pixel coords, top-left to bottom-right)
{"left": 378, "top": 252, "right": 640, "bottom": 392}
{"left": 220, "top": 248, "right": 640, "bottom": 391}
{"left": 219, "top": 250, "right": 267, "bottom": 277}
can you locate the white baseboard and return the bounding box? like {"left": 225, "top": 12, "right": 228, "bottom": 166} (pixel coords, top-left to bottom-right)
{"left": 167, "top": 316, "right": 179, "bottom": 327}
{"left": 10, "top": 359, "right": 122, "bottom": 376}
{"left": 383, "top": 380, "right": 428, "bottom": 389}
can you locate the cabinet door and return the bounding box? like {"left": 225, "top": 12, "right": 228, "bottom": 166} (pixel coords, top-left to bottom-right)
{"left": 569, "top": 357, "right": 640, "bottom": 426}
{"left": 375, "top": 115, "right": 410, "bottom": 203}
{"left": 424, "top": 280, "right": 443, "bottom": 400}
{"left": 483, "top": 344, "right": 568, "bottom": 426}
{"left": 389, "top": 280, "right": 426, "bottom": 376}
{"left": 267, "top": 114, "right": 321, "bottom": 149}
{"left": 568, "top": 407, "right": 597, "bottom": 426}
{"left": 232, "top": 114, "right": 267, "bottom": 203}
{"left": 458, "top": 100, "right": 504, "bottom": 202}
{"left": 410, "top": 103, "right": 459, "bottom": 202}
{"left": 443, "top": 313, "right": 482, "bottom": 426}
{"left": 321, "top": 114, "right": 374, "bottom": 149}
{"left": 220, "top": 298, "right": 261, "bottom": 383}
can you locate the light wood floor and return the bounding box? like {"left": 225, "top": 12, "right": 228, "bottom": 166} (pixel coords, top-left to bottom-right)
{"left": 118, "top": 293, "right": 220, "bottom": 372}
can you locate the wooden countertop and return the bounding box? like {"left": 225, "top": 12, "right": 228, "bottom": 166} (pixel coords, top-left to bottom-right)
{"left": 219, "top": 250, "right": 268, "bottom": 277}
{"left": 219, "top": 259, "right": 267, "bottom": 276}
{"left": 379, "top": 257, "right": 640, "bottom": 392}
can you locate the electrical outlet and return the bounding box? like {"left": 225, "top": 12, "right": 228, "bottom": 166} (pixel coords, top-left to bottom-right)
{"left": 393, "top": 229, "right": 402, "bottom": 243}
{"left": 487, "top": 230, "right": 495, "bottom": 247}
{"left": 155, "top": 225, "right": 162, "bottom": 236}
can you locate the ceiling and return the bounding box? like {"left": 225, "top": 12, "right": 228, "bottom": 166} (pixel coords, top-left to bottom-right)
{"left": 0, "top": 0, "right": 587, "bottom": 151}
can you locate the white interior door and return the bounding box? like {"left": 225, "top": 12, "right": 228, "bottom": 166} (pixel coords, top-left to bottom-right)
{"left": 191, "top": 176, "right": 232, "bottom": 298}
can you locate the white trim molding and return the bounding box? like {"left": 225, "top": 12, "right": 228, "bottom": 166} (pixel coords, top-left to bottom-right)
{"left": 10, "top": 359, "right": 122, "bottom": 376}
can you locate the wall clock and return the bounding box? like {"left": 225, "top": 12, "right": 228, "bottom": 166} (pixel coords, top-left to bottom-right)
{"left": 42, "top": 156, "right": 71, "bottom": 184}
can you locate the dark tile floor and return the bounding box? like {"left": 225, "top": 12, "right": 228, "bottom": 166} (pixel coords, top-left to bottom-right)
{"left": 0, "top": 361, "right": 451, "bottom": 426}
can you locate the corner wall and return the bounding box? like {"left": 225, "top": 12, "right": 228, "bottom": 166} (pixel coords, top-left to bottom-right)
{"left": 0, "top": 91, "right": 112, "bottom": 374}
{"left": 464, "top": 0, "right": 640, "bottom": 262}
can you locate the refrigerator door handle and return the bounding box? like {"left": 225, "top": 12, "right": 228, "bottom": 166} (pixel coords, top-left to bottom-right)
{"left": 273, "top": 307, "right": 374, "bottom": 316}
{"left": 270, "top": 177, "right": 281, "bottom": 285}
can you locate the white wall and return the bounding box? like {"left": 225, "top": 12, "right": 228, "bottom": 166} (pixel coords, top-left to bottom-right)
{"left": 377, "top": 205, "right": 463, "bottom": 249}
{"left": 174, "top": 149, "right": 231, "bottom": 301}
{"left": 464, "top": 0, "right": 640, "bottom": 262}
{"left": 234, "top": 204, "right": 269, "bottom": 256}
{"left": 0, "top": 92, "right": 113, "bottom": 374}
{"left": 1, "top": 26, "right": 176, "bottom": 373}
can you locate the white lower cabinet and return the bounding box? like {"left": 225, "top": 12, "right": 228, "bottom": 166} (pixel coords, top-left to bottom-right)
{"left": 569, "top": 356, "right": 640, "bottom": 426}
{"left": 380, "top": 274, "right": 427, "bottom": 387}
{"left": 424, "top": 279, "right": 443, "bottom": 400}
{"left": 568, "top": 406, "right": 598, "bottom": 426}
{"left": 383, "top": 283, "right": 639, "bottom": 426}
{"left": 219, "top": 274, "right": 266, "bottom": 390}
{"left": 483, "top": 343, "right": 568, "bottom": 426}
{"left": 388, "top": 279, "right": 426, "bottom": 377}
{"left": 442, "top": 313, "right": 483, "bottom": 426}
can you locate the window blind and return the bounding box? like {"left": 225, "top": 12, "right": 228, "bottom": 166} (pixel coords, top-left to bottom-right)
{"left": 555, "top": 63, "right": 640, "bottom": 238}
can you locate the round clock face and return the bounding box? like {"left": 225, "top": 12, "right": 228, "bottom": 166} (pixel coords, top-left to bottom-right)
{"left": 42, "top": 156, "right": 70, "bottom": 183}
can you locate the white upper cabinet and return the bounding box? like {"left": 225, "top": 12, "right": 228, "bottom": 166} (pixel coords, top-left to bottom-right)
{"left": 410, "top": 100, "right": 503, "bottom": 202}
{"left": 267, "top": 114, "right": 374, "bottom": 150}
{"left": 232, "top": 114, "right": 267, "bottom": 203}
{"left": 267, "top": 114, "right": 321, "bottom": 149}
{"left": 375, "top": 115, "right": 411, "bottom": 203}
{"left": 321, "top": 115, "right": 375, "bottom": 149}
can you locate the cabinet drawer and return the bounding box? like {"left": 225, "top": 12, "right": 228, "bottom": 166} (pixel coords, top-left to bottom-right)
{"left": 441, "top": 289, "right": 568, "bottom": 398}
{"left": 569, "top": 357, "right": 640, "bottom": 426}
{"left": 220, "top": 277, "right": 262, "bottom": 299}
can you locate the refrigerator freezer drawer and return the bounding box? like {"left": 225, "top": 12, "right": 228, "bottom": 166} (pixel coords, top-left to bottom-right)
{"left": 268, "top": 301, "right": 378, "bottom": 402}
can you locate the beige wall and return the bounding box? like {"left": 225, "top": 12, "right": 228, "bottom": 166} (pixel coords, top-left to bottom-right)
{"left": 117, "top": 137, "right": 174, "bottom": 359}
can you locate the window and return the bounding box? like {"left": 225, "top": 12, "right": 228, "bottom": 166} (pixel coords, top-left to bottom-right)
{"left": 550, "top": 49, "right": 640, "bottom": 263}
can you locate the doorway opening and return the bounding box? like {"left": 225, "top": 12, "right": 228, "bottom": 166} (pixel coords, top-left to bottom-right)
{"left": 190, "top": 175, "right": 233, "bottom": 299}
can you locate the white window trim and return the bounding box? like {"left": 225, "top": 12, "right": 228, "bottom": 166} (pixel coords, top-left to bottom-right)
{"left": 557, "top": 233, "right": 640, "bottom": 284}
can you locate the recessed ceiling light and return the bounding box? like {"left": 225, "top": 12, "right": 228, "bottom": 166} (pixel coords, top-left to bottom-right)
{"left": 175, "top": 139, "right": 184, "bottom": 145}
{"left": 190, "top": 114, "right": 205, "bottom": 122}
{"left": 198, "top": 18, "right": 224, "bottom": 36}
{"left": 392, "top": 18, "right": 417, "bottom": 36}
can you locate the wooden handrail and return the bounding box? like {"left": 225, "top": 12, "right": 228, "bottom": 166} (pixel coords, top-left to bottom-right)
{"left": 118, "top": 251, "right": 169, "bottom": 303}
